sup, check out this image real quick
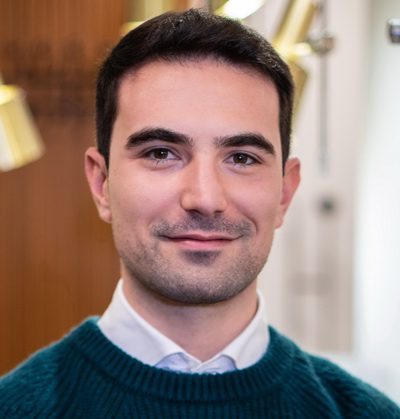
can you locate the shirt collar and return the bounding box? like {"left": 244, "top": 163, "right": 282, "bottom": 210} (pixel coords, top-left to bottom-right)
{"left": 98, "top": 279, "right": 269, "bottom": 373}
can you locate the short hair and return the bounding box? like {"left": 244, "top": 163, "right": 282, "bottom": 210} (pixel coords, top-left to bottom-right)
{"left": 96, "top": 9, "right": 294, "bottom": 169}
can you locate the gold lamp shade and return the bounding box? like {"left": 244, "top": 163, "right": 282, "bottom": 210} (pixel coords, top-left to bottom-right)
{"left": 0, "top": 84, "right": 45, "bottom": 172}
{"left": 122, "top": 0, "right": 189, "bottom": 33}
{"left": 212, "top": 0, "right": 266, "bottom": 19}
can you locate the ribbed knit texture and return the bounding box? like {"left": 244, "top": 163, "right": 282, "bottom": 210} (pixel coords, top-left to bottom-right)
{"left": 1, "top": 318, "right": 399, "bottom": 418}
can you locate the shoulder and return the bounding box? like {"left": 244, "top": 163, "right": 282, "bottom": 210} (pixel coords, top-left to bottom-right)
{"left": 269, "top": 328, "right": 400, "bottom": 418}
{"left": 308, "top": 352, "right": 400, "bottom": 418}
{"left": 0, "top": 342, "right": 62, "bottom": 417}
{"left": 0, "top": 319, "right": 95, "bottom": 418}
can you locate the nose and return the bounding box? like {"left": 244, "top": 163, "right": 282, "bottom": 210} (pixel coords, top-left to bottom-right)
{"left": 180, "top": 159, "right": 228, "bottom": 216}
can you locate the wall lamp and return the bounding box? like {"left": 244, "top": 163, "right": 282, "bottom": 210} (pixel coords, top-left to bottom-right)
{"left": 0, "top": 75, "right": 45, "bottom": 172}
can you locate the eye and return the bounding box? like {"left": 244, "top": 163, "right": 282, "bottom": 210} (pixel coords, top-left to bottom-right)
{"left": 229, "top": 152, "right": 258, "bottom": 166}
{"left": 151, "top": 148, "right": 170, "bottom": 160}
{"left": 145, "top": 148, "right": 178, "bottom": 162}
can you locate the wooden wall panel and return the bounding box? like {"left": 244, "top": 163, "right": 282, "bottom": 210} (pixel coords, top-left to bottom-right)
{"left": 0, "top": 0, "right": 124, "bottom": 374}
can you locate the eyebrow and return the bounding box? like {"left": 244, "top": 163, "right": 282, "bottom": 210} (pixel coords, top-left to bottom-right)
{"left": 125, "top": 127, "right": 275, "bottom": 156}
{"left": 215, "top": 133, "right": 276, "bottom": 156}
{"left": 125, "top": 128, "right": 193, "bottom": 148}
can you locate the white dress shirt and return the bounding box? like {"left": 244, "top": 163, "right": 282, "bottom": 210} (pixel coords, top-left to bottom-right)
{"left": 98, "top": 280, "right": 269, "bottom": 374}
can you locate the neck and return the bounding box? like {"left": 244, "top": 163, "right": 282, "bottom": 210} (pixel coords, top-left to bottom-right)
{"left": 122, "top": 276, "right": 258, "bottom": 362}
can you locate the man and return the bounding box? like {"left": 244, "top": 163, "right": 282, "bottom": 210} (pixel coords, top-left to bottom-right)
{"left": 1, "top": 9, "right": 399, "bottom": 418}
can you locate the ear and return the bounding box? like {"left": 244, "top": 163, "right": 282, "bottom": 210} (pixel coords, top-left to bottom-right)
{"left": 274, "top": 157, "right": 301, "bottom": 229}
{"left": 84, "top": 147, "right": 112, "bottom": 223}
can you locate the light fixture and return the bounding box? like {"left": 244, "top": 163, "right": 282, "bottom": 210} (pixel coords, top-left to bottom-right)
{"left": 273, "top": 0, "right": 318, "bottom": 61}
{"left": 212, "top": 0, "right": 266, "bottom": 20}
{"left": 272, "top": 0, "right": 334, "bottom": 113}
{"left": 0, "top": 76, "right": 45, "bottom": 172}
{"left": 122, "top": 0, "right": 189, "bottom": 34}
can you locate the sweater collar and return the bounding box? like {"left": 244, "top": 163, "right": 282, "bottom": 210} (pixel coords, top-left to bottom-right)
{"left": 67, "top": 318, "right": 296, "bottom": 402}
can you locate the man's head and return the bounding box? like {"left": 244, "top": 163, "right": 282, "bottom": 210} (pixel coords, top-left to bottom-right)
{"left": 86, "top": 9, "right": 300, "bottom": 306}
{"left": 96, "top": 9, "right": 294, "bottom": 169}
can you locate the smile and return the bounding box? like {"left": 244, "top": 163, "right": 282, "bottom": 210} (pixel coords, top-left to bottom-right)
{"left": 162, "top": 233, "right": 236, "bottom": 250}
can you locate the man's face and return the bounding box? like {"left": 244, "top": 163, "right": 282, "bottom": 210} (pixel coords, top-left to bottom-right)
{"left": 86, "top": 59, "right": 299, "bottom": 305}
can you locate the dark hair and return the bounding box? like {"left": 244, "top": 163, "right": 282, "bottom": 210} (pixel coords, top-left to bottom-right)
{"left": 96, "top": 9, "right": 294, "bottom": 168}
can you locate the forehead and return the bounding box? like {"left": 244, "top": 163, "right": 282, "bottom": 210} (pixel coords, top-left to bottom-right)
{"left": 118, "top": 57, "right": 276, "bottom": 103}
{"left": 113, "top": 58, "right": 281, "bottom": 151}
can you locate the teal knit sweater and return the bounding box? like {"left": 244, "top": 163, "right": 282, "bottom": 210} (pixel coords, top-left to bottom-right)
{"left": 0, "top": 318, "right": 399, "bottom": 418}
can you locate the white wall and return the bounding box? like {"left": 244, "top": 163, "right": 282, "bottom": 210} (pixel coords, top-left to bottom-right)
{"left": 354, "top": 0, "right": 400, "bottom": 402}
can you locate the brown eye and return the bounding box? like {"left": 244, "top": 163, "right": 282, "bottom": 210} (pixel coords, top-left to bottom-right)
{"left": 144, "top": 147, "right": 179, "bottom": 165}
{"left": 232, "top": 153, "right": 251, "bottom": 165}
{"left": 152, "top": 149, "right": 170, "bottom": 159}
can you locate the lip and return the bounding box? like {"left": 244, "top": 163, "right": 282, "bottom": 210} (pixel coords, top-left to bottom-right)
{"left": 168, "top": 233, "right": 234, "bottom": 241}
{"left": 162, "top": 233, "right": 236, "bottom": 250}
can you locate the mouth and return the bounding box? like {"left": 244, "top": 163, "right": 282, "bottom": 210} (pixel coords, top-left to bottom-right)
{"left": 161, "top": 233, "right": 237, "bottom": 250}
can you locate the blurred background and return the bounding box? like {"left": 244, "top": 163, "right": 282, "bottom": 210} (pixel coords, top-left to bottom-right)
{"left": 0, "top": 0, "right": 399, "bottom": 403}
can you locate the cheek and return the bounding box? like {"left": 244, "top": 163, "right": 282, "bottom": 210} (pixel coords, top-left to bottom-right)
{"left": 230, "top": 180, "right": 282, "bottom": 229}
{"left": 109, "top": 174, "right": 177, "bottom": 226}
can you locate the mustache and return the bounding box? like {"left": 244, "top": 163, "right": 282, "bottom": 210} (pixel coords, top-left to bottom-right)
{"left": 151, "top": 214, "right": 253, "bottom": 237}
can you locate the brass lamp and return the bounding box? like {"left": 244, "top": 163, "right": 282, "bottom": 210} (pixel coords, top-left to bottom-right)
{"left": 0, "top": 76, "right": 45, "bottom": 172}
{"left": 212, "top": 0, "right": 266, "bottom": 20}
{"left": 272, "top": 0, "right": 335, "bottom": 112}
{"left": 272, "top": 0, "right": 318, "bottom": 112}
{"left": 122, "top": 0, "right": 189, "bottom": 34}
